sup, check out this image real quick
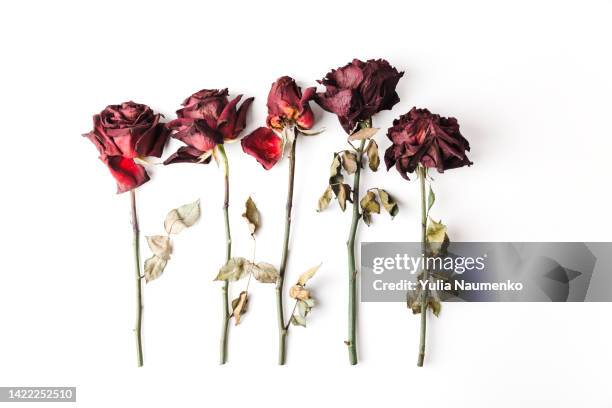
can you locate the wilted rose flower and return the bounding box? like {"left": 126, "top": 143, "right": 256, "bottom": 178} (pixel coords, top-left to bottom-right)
{"left": 240, "top": 127, "right": 283, "bottom": 170}
{"left": 315, "top": 58, "right": 404, "bottom": 133}
{"left": 385, "top": 107, "right": 472, "bottom": 179}
{"left": 266, "top": 76, "right": 316, "bottom": 130}
{"left": 164, "top": 89, "right": 254, "bottom": 164}
{"left": 83, "top": 101, "right": 169, "bottom": 193}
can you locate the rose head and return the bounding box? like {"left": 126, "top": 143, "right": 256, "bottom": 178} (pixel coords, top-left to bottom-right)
{"left": 266, "top": 76, "right": 316, "bottom": 131}
{"left": 84, "top": 101, "right": 169, "bottom": 193}
{"left": 164, "top": 89, "right": 254, "bottom": 165}
{"left": 385, "top": 107, "right": 472, "bottom": 179}
{"left": 240, "top": 127, "right": 283, "bottom": 170}
{"left": 315, "top": 58, "right": 404, "bottom": 133}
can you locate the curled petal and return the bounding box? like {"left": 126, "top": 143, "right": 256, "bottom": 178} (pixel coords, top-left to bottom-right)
{"left": 103, "top": 155, "right": 149, "bottom": 193}
{"left": 241, "top": 127, "right": 283, "bottom": 170}
{"left": 163, "top": 146, "right": 211, "bottom": 165}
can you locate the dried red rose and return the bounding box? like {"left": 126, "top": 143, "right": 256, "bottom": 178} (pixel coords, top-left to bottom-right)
{"left": 84, "top": 101, "right": 169, "bottom": 193}
{"left": 266, "top": 76, "right": 316, "bottom": 130}
{"left": 240, "top": 127, "right": 283, "bottom": 170}
{"left": 385, "top": 107, "right": 472, "bottom": 179}
{"left": 315, "top": 58, "right": 404, "bottom": 133}
{"left": 164, "top": 89, "right": 254, "bottom": 165}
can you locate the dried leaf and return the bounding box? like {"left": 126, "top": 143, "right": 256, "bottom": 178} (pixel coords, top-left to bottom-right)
{"left": 164, "top": 200, "right": 201, "bottom": 234}
{"left": 297, "top": 263, "right": 321, "bottom": 286}
{"left": 337, "top": 184, "right": 352, "bottom": 211}
{"left": 429, "top": 297, "right": 441, "bottom": 317}
{"left": 214, "top": 257, "right": 249, "bottom": 281}
{"left": 231, "top": 291, "right": 248, "bottom": 325}
{"left": 251, "top": 262, "right": 279, "bottom": 283}
{"left": 427, "top": 218, "right": 448, "bottom": 244}
{"left": 299, "top": 127, "right": 326, "bottom": 136}
{"left": 289, "top": 285, "right": 311, "bottom": 300}
{"left": 144, "top": 255, "right": 168, "bottom": 283}
{"left": 427, "top": 185, "right": 435, "bottom": 214}
{"left": 242, "top": 196, "right": 260, "bottom": 236}
{"left": 146, "top": 235, "right": 172, "bottom": 260}
{"left": 348, "top": 127, "right": 379, "bottom": 141}
{"left": 360, "top": 191, "right": 381, "bottom": 214}
{"left": 341, "top": 151, "right": 358, "bottom": 174}
{"left": 377, "top": 189, "right": 399, "bottom": 218}
{"left": 317, "top": 186, "right": 334, "bottom": 212}
{"left": 290, "top": 313, "right": 307, "bottom": 327}
{"left": 366, "top": 139, "right": 380, "bottom": 171}
{"left": 329, "top": 153, "right": 344, "bottom": 195}
{"left": 362, "top": 211, "right": 372, "bottom": 226}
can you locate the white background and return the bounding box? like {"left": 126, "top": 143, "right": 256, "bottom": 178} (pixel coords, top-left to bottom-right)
{"left": 1, "top": 0, "right": 611, "bottom": 406}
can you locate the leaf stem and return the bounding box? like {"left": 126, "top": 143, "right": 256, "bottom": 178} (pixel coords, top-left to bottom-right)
{"left": 417, "top": 165, "right": 429, "bottom": 367}
{"left": 276, "top": 127, "right": 298, "bottom": 365}
{"left": 218, "top": 144, "right": 231, "bottom": 365}
{"left": 346, "top": 120, "right": 370, "bottom": 365}
{"left": 130, "top": 189, "right": 144, "bottom": 367}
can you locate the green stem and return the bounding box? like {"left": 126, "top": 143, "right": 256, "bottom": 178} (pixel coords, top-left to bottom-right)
{"left": 347, "top": 120, "right": 370, "bottom": 365}
{"left": 218, "top": 145, "right": 231, "bottom": 365}
{"left": 130, "top": 189, "right": 144, "bottom": 367}
{"left": 417, "top": 165, "right": 429, "bottom": 367}
{"left": 276, "top": 127, "right": 298, "bottom": 365}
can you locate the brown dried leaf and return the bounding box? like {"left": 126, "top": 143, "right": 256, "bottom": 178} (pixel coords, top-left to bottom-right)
{"left": 366, "top": 139, "right": 380, "bottom": 171}
{"left": 242, "top": 196, "right": 260, "bottom": 236}
{"left": 341, "top": 151, "right": 358, "bottom": 174}
{"left": 231, "top": 291, "right": 248, "bottom": 325}
{"left": 317, "top": 186, "right": 334, "bottom": 212}
{"left": 377, "top": 189, "right": 399, "bottom": 218}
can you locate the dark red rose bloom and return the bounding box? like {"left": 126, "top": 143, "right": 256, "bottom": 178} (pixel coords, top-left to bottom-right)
{"left": 241, "top": 127, "right": 283, "bottom": 170}
{"left": 164, "top": 89, "right": 254, "bottom": 165}
{"left": 315, "top": 58, "right": 404, "bottom": 133}
{"left": 266, "top": 76, "right": 316, "bottom": 130}
{"left": 84, "top": 101, "right": 169, "bottom": 193}
{"left": 385, "top": 107, "right": 472, "bottom": 180}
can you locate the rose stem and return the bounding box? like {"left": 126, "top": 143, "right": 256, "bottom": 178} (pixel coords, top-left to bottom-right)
{"left": 417, "top": 164, "right": 429, "bottom": 367}
{"left": 218, "top": 145, "right": 232, "bottom": 365}
{"left": 347, "top": 119, "right": 370, "bottom": 365}
{"left": 130, "top": 189, "right": 144, "bottom": 367}
{"left": 276, "top": 127, "right": 298, "bottom": 365}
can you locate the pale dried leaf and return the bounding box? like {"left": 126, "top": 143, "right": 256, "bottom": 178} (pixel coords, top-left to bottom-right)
{"left": 214, "top": 257, "right": 249, "bottom": 281}
{"left": 164, "top": 200, "right": 201, "bottom": 234}
{"left": 348, "top": 127, "right": 379, "bottom": 141}
{"left": 427, "top": 218, "right": 448, "bottom": 244}
{"left": 289, "top": 285, "right": 311, "bottom": 300}
{"left": 144, "top": 255, "right": 168, "bottom": 283}
{"left": 146, "top": 235, "right": 172, "bottom": 260}
{"left": 297, "top": 263, "right": 321, "bottom": 286}
{"left": 251, "top": 262, "right": 279, "bottom": 283}
{"left": 298, "top": 127, "right": 326, "bottom": 136}
{"left": 291, "top": 313, "right": 307, "bottom": 327}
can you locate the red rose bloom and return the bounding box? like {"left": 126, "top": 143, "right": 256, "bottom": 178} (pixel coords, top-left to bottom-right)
{"left": 315, "top": 58, "right": 404, "bottom": 133}
{"left": 164, "top": 89, "right": 254, "bottom": 165}
{"left": 385, "top": 107, "right": 472, "bottom": 179}
{"left": 240, "top": 127, "right": 283, "bottom": 170}
{"left": 266, "top": 76, "right": 316, "bottom": 130}
{"left": 84, "top": 101, "right": 169, "bottom": 193}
